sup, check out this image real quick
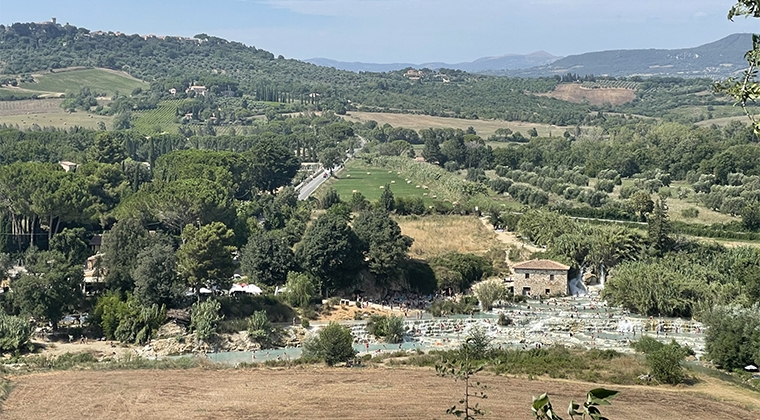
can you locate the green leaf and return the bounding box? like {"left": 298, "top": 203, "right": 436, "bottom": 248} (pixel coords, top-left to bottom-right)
{"left": 532, "top": 393, "right": 550, "bottom": 411}
{"left": 567, "top": 401, "right": 583, "bottom": 416}
{"left": 586, "top": 388, "right": 618, "bottom": 405}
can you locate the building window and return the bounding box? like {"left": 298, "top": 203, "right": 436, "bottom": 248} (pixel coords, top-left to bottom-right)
{"left": 550, "top": 274, "right": 554, "bottom": 281}
{"left": 545, "top": 289, "right": 551, "bottom": 295}
{"left": 522, "top": 287, "right": 531, "bottom": 296}
{"left": 525, "top": 273, "right": 530, "bottom": 279}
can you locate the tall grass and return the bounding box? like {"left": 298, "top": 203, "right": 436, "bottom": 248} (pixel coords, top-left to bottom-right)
{"left": 398, "top": 215, "right": 501, "bottom": 258}
{"left": 6, "top": 352, "right": 212, "bottom": 373}
{"left": 0, "top": 376, "right": 12, "bottom": 408}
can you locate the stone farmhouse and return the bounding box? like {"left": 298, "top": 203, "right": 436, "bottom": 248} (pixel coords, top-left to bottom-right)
{"left": 511, "top": 259, "right": 570, "bottom": 297}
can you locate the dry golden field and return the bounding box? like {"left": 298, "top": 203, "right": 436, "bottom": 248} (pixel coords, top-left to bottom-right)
{"left": 342, "top": 111, "right": 569, "bottom": 138}
{"left": 3, "top": 367, "right": 759, "bottom": 420}
{"left": 538, "top": 84, "right": 637, "bottom": 106}
{"left": 0, "top": 99, "right": 112, "bottom": 130}
{"left": 397, "top": 215, "right": 504, "bottom": 258}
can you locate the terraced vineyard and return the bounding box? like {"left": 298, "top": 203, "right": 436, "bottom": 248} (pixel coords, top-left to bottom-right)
{"left": 131, "top": 100, "right": 183, "bottom": 134}
{"left": 580, "top": 80, "right": 641, "bottom": 90}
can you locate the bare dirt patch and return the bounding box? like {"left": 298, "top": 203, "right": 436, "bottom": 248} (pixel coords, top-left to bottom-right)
{"left": 3, "top": 367, "right": 758, "bottom": 419}
{"left": 315, "top": 303, "right": 399, "bottom": 321}
{"left": 540, "top": 84, "right": 637, "bottom": 106}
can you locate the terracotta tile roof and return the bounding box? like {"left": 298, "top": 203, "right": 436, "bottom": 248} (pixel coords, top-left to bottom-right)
{"left": 512, "top": 259, "right": 570, "bottom": 271}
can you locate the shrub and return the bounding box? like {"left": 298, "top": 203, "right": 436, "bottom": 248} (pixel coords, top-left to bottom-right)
{"left": 461, "top": 326, "right": 492, "bottom": 360}
{"left": 301, "top": 306, "right": 317, "bottom": 320}
{"left": 301, "top": 318, "right": 310, "bottom": 328}
{"left": 51, "top": 352, "right": 98, "bottom": 369}
{"left": 497, "top": 313, "right": 512, "bottom": 326}
{"left": 595, "top": 179, "right": 615, "bottom": 193}
{"left": 703, "top": 304, "right": 760, "bottom": 370}
{"left": 191, "top": 299, "right": 223, "bottom": 341}
{"left": 93, "top": 294, "right": 166, "bottom": 344}
{"left": 619, "top": 185, "right": 638, "bottom": 199}
{"left": 0, "top": 312, "right": 32, "bottom": 353}
{"left": 366, "top": 315, "right": 405, "bottom": 343}
{"left": 681, "top": 207, "right": 700, "bottom": 218}
{"left": 247, "top": 310, "right": 273, "bottom": 343}
{"left": 444, "top": 161, "right": 459, "bottom": 172}
{"left": 473, "top": 279, "right": 507, "bottom": 311}
{"left": 646, "top": 343, "right": 685, "bottom": 385}
{"left": 93, "top": 293, "right": 130, "bottom": 340}
{"left": 322, "top": 187, "right": 341, "bottom": 209}
{"left": 430, "top": 253, "right": 494, "bottom": 292}
{"left": 283, "top": 272, "right": 316, "bottom": 309}
{"left": 217, "top": 318, "right": 249, "bottom": 334}
{"left": 394, "top": 196, "right": 426, "bottom": 215}
{"left": 429, "top": 298, "right": 477, "bottom": 317}
{"left": 489, "top": 178, "right": 513, "bottom": 194}
{"left": 303, "top": 322, "right": 356, "bottom": 366}
{"left": 631, "top": 336, "right": 664, "bottom": 354}
{"left": 217, "top": 294, "right": 296, "bottom": 322}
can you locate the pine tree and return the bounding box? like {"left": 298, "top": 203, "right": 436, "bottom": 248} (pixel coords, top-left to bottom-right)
{"left": 647, "top": 199, "right": 673, "bottom": 256}
{"left": 379, "top": 184, "right": 395, "bottom": 212}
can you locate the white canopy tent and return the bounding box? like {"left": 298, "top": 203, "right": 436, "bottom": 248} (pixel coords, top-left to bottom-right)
{"left": 229, "top": 283, "right": 262, "bottom": 295}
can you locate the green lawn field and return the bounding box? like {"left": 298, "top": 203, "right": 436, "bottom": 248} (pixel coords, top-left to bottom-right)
{"left": 20, "top": 68, "right": 148, "bottom": 96}
{"left": 324, "top": 160, "right": 441, "bottom": 203}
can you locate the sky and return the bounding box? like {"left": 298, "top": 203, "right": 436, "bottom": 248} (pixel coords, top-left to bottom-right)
{"left": 0, "top": 0, "right": 758, "bottom": 63}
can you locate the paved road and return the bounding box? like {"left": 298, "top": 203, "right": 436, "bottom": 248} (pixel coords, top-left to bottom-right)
{"left": 296, "top": 136, "right": 366, "bottom": 201}
{"left": 297, "top": 168, "right": 332, "bottom": 200}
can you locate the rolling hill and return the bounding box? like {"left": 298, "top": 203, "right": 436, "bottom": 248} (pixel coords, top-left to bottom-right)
{"left": 506, "top": 34, "right": 753, "bottom": 79}
{"left": 17, "top": 68, "right": 148, "bottom": 96}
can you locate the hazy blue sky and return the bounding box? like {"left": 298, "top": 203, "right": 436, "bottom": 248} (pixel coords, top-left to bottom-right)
{"left": 1, "top": 0, "right": 758, "bottom": 63}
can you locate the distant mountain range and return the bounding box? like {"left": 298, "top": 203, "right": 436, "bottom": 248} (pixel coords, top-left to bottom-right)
{"left": 307, "top": 34, "right": 753, "bottom": 79}
{"left": 503, "top": 34, "right": 753, "bottom": 79}
{"left": 304, "top": 51, "right": 560, "bottom": 73}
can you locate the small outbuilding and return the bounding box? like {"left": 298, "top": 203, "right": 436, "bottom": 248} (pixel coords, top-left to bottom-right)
{"left": 512, "top": 259, "right": 570, "bottom": 297}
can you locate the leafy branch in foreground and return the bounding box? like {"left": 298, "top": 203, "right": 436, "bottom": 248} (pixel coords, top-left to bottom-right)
{"left": 436, "top": 334, "right": 490, "bottom": 419}
{"left": 716, "top": 1, "right": 760, "bottom": 133}
{"left": 532, "top": 388, "right": 618, "bottom": 420}
{"left": 436, "top": 359, "right": 487, "bottom": 419}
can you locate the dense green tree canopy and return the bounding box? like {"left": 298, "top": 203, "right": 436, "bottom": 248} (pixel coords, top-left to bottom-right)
{"left": 295, "top": 213, "right": 363, "bottom": 295}
{"left": 177, "top": 222, "right": 236, "bottom": 294}
{"left": 101, "top": 218, "right": 150, "bottom": 293}
{"left": 132, "top": 239, "right": 181, "bottom": 307}
{"left": 12, "top": 250, "right": 82, "bottom": 328}
{"left": 240, "top": 231, "right": 296, "bottom": 286}
{"left": 352, "top": 209, "right": 413, "bottom": 283}
{"left": 247, "top": 138, "right": 300, "bottom": 193}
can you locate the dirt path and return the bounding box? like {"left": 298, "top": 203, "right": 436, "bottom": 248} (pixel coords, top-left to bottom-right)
{"left": 3, "top": 367, "right": 758, "bottom": 419}
{"left": 478, "top": 217, "right": 543, "bottom": 266}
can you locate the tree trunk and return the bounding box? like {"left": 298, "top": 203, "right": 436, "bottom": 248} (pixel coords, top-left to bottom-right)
{"left": 54, "top": 216, "right": 62, "bottom": 240}
{"left": 48, "top": 213, "right": 54, "bottom": 242}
